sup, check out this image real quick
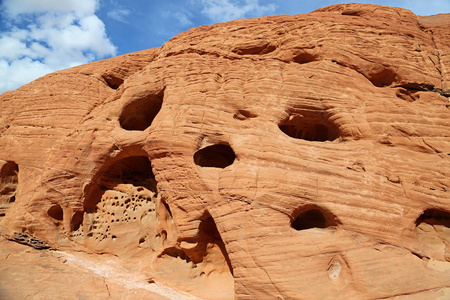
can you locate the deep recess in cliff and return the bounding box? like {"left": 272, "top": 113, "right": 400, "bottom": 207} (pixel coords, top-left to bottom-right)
{"left": 0, "top": 3, "right": 449, "bottom": 300}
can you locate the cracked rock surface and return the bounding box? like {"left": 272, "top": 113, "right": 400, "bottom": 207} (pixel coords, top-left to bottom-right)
{"left": 0, "top": 3, "right": 449, "bottom": 299}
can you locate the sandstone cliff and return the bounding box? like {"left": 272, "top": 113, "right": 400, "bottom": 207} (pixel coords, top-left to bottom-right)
{"left": 0, "top": 3, "right": 449, "bottom": 299}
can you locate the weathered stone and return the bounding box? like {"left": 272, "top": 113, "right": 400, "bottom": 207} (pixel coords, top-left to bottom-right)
{"left": 12, "top": 232, "right": 50, "bottom": 250}
{"left": 0, "top": 3, "right": 449, "bottom": 299}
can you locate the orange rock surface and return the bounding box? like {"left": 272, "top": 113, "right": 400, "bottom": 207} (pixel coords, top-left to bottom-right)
{"left": 0, "top": 3, "right": 449, "bottom": 299}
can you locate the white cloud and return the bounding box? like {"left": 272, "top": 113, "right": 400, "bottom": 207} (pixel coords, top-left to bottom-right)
{"left": 107, "top": 9, "right": 131, "bottom": 23}
{"left": 0, "top": 0, "right": 116, "bottom": 94}
{"left": 2, "top": 0, "right": 97, "bottom": 18}
{"left": 175, "top": 10, "right": 194, "bottom": 27}
{"left": 0, "top": 58, "right": 53, "bottom": 93}
{"left": 200, "top": 0, "right": 276, "bottom": 22}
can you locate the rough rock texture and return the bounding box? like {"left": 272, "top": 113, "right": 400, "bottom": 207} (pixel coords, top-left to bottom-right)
{"left": 1, "top": 3, "right": 450, "bottom": 299}
{"left": 0, "top": 237, "right": 177, "bottom": 300}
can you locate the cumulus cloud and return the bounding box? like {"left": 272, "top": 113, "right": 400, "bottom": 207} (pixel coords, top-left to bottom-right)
{"left": 200, "top": 0, "right": 276, "bottom": 22}
{"left": 0, "top": 0, "right": 116, "bottom": 94}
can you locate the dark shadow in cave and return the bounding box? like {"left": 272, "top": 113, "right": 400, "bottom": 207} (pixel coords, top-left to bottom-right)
{"left": 194, "top": 144, "right": 236, "bottom": 168}
{"left": 291, "top": 205, "right": 340, "bottom": 231}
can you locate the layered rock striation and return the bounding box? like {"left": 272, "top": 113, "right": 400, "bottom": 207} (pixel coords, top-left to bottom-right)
{"left": 0, "top": 3, "right": 449, "bottom": 299}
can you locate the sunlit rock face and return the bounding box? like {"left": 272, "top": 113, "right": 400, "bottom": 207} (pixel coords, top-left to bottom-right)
{"left": 0, "top": 3, "right": 449, "bottom": 299}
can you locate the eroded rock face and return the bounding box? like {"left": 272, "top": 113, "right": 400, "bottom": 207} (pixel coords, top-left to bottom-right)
{"left": 0, "top": 161, "right": 18, "bottom": 220}
{"left": 0, "top": 3, "right": 449, "bottom": 299}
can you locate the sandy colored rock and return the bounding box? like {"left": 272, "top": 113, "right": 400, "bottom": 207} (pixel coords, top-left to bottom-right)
{"left": 0, "top": 236, "right": 192, "bottom": 300}
{"left": 0, "top": 3, "right": 449, "bottom": 299}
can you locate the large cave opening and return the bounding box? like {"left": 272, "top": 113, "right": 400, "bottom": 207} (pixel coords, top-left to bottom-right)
{"left": 74, "top": 155, "right": 160, "bottom": 255}
{"left": 119, "top": 90, "right": 164, "bottom": 131}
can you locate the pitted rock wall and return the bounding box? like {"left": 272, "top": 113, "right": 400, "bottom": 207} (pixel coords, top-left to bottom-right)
{"left": 0, "top": 4, "right": 449, "bottom": 299}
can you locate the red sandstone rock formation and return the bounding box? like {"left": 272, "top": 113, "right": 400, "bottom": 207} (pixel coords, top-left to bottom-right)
{"left": 0, "top": 3, "right": 449, "bottom": 299}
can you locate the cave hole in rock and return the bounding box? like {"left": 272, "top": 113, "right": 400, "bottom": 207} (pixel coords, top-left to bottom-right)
{"left": 48, "top": 204, "right": 63, "bottom": 221}
{"left": 79, "top": 154, "right": 160, "bottom": 251}
{"left": 415, "top": 209, "right": 450, "bottom": 228}
{"left": 233, "top": 109, "right": 257, "bottom": 120}
{"left": 85, "top": 156, "right": 157, "bottom": 213}
{"left": 279, "top": 112, "right": 340, "bottom": 142}
{"left": 293, "top": 52, "right": 318, "bottom": 64}
{"left": 0, "top": 161, "right": 18, "bottom": 219}
{"left": 197, "top": 215, "right": 233, "bottom": 276}
{"left": 232, "top": 43, "right": 276, "bottom": 55}
{"left": 366, "top": 68, "right": 397, "bottom": 87}
{"left": 291, "top": 205, "right": 340, "bottom": 231}
{"left": 102, "top": 74, "right": 124, "bottom": 89}
{"left": 194, "top": 144, "right": 236, "bottom": 168}
{"left": 160, "top": 214, "right": 234, "bottom": 277}
{"left": 160, "top": 247, "right": 192, "bottom": 263}
{"left": 147, "top": 213, "right": 235, "bottom": 298}
{"left": 341, "top": 9, "right": 363, "bottom": 16}
{"left": 71, "top": 211, "right": 84, "bottom": 232}
{"left": 119, "top": 89, "right": 164, "bottom": 131}
{"left": 415, "top": 209, "right": 450, "bottom": 260}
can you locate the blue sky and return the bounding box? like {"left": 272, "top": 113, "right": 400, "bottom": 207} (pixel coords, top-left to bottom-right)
{"left": 1, "top": 0, "right": 449, "bottom": 94}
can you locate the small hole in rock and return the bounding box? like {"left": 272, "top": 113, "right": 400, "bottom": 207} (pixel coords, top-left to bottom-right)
{"left": 279, "top": 112, "right": 339, "bottom": 142}
{"left": 293, "top": 52, "right": 318, "bottom": 64}
{"left": 47, "top": 204, "right": 63, "bottom": 221}
{"left": 160, "top": 247, "right": 190, "bottom": 261}
{"left": 367, "top": 68, "right": 397, "bottom": 87}
{"left": 415, "top": 208, "right": 450, "bottom": 261}
{"left": 416, "top": 209, "right": 450, "bottom": 227}
{"left": 194, "top": 144, "right": 236, "bottom": 168}
{"left": 71, "top": 211, "right": 84, "bottom": 232}
{"left": 103, "top": 74, "right": 124, "bottom": 89}
{"left": 341, "top": 9, "right": 362, "bottom": 16}
{"left": 232, "top": 43, "right": 276, "bottom": 55}
{"left": 291, "top": 206, "right": 339, "bottom": 231}
{"left": 292, "top": 209, "right": 326, "bottom": 230}
{"left": 233, "top": 109, "right": 257, "bottom": 120}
